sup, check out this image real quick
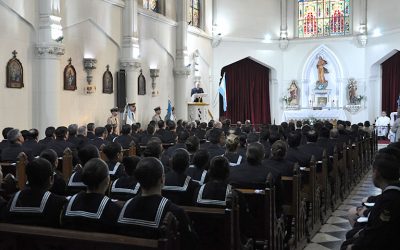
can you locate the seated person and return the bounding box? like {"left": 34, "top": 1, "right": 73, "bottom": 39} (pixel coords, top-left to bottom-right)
{"left": 61, "top": 158, "right": 121, "bottom": 233}
{"left": 223, "top": 134, "right": 244, "bottom": 167}
{"left": 186, "top": 136, "right": 200, "bottom": 163}
{"left": 88, "top": 127, "right": 108, "bottom": 150}
{"left": 229, "top": 142, "right": 280, "bottom": 189}
{"left": 200, "top": 128, "right": 225, "bottom": 159}
{"left": 3, "top": 158, "right": 67, "bottom": 227}
{"left": 185, "top": 149, "right": 209, "bottom": 185}
{"left": 286, "top": 131, "right": 312, "bottom": 168}
{"left": 264, "top": 140, "right": 295, "bottom": 177}
{"left": 162, "top": 149, "right": 199, "bottom": 206}
{"left": 194, "top": 156, "right": 231, "bottom": 207}
{"left": 66, "top": 145, "right": 99, "bottom": 195}
{"left": 341, "top": 147, "right": 400, "bottom": 250}
{"left": 113, "top": 124, "right": 134, "bottom": 149}
{"left": 110, "top": 156, "right": 141, "bottom": 201}
{"left": 40, "top": 149, "right": 67, "bottom": 196}
{"left": 117, "top": 157, "right": 198, "bottom": 248}
{"left": 102, "top": 142, "right": 126, "bottom": 180}
{"left": 1, "top": 129, "right": 33, "bottom": 162}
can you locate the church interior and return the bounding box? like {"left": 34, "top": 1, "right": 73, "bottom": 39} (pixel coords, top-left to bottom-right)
{"left": 1, "top": 0, "right": 400, "bottom": 250}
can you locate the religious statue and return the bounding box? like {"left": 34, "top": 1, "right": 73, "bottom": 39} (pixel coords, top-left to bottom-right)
{"left": 288, "top": 80, "right": 299, "bottom": 106}
{"left": 316, "top": 56, "right": 328, "bottom": 89}
{"left": 348, "top": 79, "right": 358, "bottom": 104}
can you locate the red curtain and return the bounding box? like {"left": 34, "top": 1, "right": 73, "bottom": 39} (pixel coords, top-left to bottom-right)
{"left": 220, "top": 57, "right": 271, "bottom": 124}
{"left": 382, "top": 51, "right": 400, "bottom": 113}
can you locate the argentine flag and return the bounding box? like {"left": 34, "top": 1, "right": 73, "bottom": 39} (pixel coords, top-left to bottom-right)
{"left": 218, "top": 73, "right": 227, "bottom": 112}
{"left": 165, "top": 99, "right": 172, "bottom": 121}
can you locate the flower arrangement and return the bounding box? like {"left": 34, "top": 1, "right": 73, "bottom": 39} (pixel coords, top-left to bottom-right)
{"left": 356, "top": 95, "right": 364, "bottom": 102}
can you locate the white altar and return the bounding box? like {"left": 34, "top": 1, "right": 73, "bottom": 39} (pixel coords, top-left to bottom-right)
{"left": 282, "top": 108, "right": 347, "bottom": 122}
{"left": 188, "top": 102, "right": 209, "bottom": 122}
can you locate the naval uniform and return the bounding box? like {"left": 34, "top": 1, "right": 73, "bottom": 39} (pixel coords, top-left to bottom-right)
{"left": 117, "top": 194, "right": 198, "bottom": 249}
{"left": 162, "top": 171, "right": 199, "bottom": 206}
{"left": 66, "top": 167, "right": 87, "bottom": 195}
{"left": 61, "top": 192, "right": 121, "bottom": 233}
{"left": 109, "top": 176, "right": 141, "bottom": 201}
{"left": 341, "top": 184, "right": 400, "bottom": 250}
{"left": 194, "top": 181, "right": 231, "bottom": 208}
{"left": 185, "top": 166, "right": 208, "bottom": 185}
{"left": 4, "top": 188, "right": 67, "bottom": 227}
{"left": 107, "top": 161, "right": 126, "bottom": 181}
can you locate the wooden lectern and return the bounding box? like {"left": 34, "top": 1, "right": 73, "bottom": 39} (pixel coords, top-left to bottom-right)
{"left": 188, "top": 102, "right": 209, "bottom": 122}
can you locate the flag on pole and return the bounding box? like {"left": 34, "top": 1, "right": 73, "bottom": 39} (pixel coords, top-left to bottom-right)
{"left": 165, "top": 99, "right": 172, "bottom": 121}
{"left": 218, "top": 73, "right": 227, "bottom": 112}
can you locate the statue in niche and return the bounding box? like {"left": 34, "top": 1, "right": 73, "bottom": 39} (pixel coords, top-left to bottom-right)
{"left": 316, "top": 56, "right": 329, "bottom": 90}
{"left": 288, "top": 80, "right": 299, "bottom": 106}
{"left": 348, "top": 79, "right": 358, "bottom": 104}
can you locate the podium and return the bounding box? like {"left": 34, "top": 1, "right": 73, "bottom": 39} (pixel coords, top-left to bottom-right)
{"left": 188, "top": 102, "right": 209, "bottom": 122}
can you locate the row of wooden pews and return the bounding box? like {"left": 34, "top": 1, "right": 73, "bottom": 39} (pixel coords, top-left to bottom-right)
{"left": 0, "top": 134, "right": 378, "bottom": 250}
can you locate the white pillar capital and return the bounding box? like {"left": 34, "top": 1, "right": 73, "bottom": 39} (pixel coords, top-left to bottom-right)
{"left": 36, "top": 43, "right": 65, "bottom": 59}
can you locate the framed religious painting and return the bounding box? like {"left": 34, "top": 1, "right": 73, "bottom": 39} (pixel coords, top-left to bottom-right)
{"left": 63, "top": 58, "right": 77, "bottom": 91}
{"left": 6, "top": 50, "right": 24, "bottom": 88}
{"left": 138, "top": 69, "right": 146, "bottom": 95}
{"left": 103, "top": 65, "right": 113, "bottom": 94}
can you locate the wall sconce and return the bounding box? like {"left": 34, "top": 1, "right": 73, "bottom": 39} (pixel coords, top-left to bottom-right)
{"left": 83, "top": 58, "right": 97, "bottom": 94}
{"left": 149, "top": 68, "right": 160, "bottom": 97}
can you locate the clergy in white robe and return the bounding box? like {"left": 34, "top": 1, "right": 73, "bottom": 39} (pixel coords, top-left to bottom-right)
{"left": 376, "top": 111, "right": 390, "bottom": 138}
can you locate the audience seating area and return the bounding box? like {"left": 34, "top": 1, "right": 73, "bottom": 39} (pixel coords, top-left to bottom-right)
{"left": 0, "top": 122, "right": 379, "bottom": 250}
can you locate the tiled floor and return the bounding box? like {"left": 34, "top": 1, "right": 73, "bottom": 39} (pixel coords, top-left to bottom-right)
{"left": 304, "top": 143, "right": 386, "bottom": 250}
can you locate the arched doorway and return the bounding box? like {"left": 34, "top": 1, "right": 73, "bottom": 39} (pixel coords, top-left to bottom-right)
{"left": 219, "top": 57, "right": 271, "bottom": 124}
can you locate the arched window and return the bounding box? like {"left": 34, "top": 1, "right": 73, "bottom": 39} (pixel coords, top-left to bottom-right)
{"left": 143, "top": 0, "right": 160, "bottom": 13}
{"left": 298, "top": 0, "right": 351, "bottom": 38}
{"left": 187, "top": 0, "right": 200, "bottom": 28}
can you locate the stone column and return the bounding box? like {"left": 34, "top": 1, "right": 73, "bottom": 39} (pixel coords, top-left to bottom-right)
{"left": 120, "top": 0, "right": 141, "bottom": 119}
{"left": 357, "top": 0, "right": 367, "bottom": 47}
{"left": 279, "top": 0, "right": 289, "bottom": 50}
{"left": 174, "top": 0, "right": 191, "bottom": 120}
{"left": 34, "top": 0, "right": 65, "bottom": 134}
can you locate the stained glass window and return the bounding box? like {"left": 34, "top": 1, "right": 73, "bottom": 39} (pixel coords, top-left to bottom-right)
{"left": 298, "top": 0, "right": 351, "bottom": 38}
{"left": 187, "top": 0, "right": 200, "bottom": 28}
{"left": 143, "top": 0, "right": 159, "bottom": 13}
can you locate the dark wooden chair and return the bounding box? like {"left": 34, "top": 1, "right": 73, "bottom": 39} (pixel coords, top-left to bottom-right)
{"left": 281, "top": 164, "right": 307, "bottom": 250}
{"left": 300, "top": 157, "right": 321, "bottom": 240}
{"left": 235, "top": 177, "right": 285, "bottom": 250}
{"left": 181, "top": 190, "right": 242, "bottom": 250}
{"left": 316, "top": 150, "right": 332, "bottom": 222}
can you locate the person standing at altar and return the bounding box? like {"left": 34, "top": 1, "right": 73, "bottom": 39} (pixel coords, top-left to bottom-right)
{"left": 152, "top": 106, "right": 162, "bottom": 123}
{"left": 123, "top": 103, "right": 136, "bottom": 126}
{"left": 376, "top": 111, "right": 391, "bottom": 140}
{"left": 191, "top": 82, "right": 204, "bottom": 102}
{"left": 107, "top": 107, "right": 120, "bottom": 135}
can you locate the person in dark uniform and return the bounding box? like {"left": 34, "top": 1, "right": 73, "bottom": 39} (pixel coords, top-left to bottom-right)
{"left": 23, "top": 129, "right": 45, "bottom": 157}
{"left": 46, "top": 126, "right": 76, "bottom": 157}
{"left": 298, "top": 130, "right": 324, "bottom": 162}
{"left": 67, "top": 124, "right": 81, "bottom": 149}
{"left": 264, "top": 140, "right": 295, "bottom": 177}
{"left": 109, "top": 156, "right": 141, "bottom": 201}
{"left": 194, "top": 156, "right": 231, "bottom": 207}
{"left": 139, "top": 125, "right": 157, "bottom": 145}
{"left": 286, "top": 131, "right": 312, "bottom": 168}
{"left": 61, "top": 158, "right": 121, "bottom": 233}
{"left": 185, "top": 149, "right": 209, "bottom": 185}
{"left": 229, "top": 142, "right": 281, "bottom": 189}
{"left": 0, "top": 127, "right": 13, "bottom": 149}
{"left": 1, "top": 129, "right": 33, "bottom": 162}
{"left": 195, "top": 122, "right": 207, "bottom": 142}
{"left": 102, "top": 142, "right": 126, "bottom": 180}
{"left": 66, "top": 145, "right": 99, "bottom": 195}
{"left": 88, "top": 127, "right": 108, "bottom": 150}
{"left": 155, "top": 120, "right": 176, "bottom": 144}
{"left": 117, "top": 157, "right": 198, "bottom": 249}
{"left": 316, "top": 126, "right": 335, "bottom": 157}
{"left": 86, "top": 123, "right": 96, "bottom": 140}
{"left": 341, "top": 147, "right": 400, "bottom": 250}
{"left": 3, "top": 158, "right": 67, "bottom": 227}
{"left": 76, "top": 126, "right": 88, "bottom": 150}
{"left": 40, "top": 149, "right": 66, "bottom": 196}
{"left": 162, "top": 149, "right": 199, "bottom": 206}
{"left": 185, "top": 135, "right": 200, "bottom": 163}
{"left": 200, "top": 128, "right": 225, "bottom": 159}
{"left": 113, "top": 124, "right": 134, "bottom": 149}
{"left": 39, "top": 126, "right": 55, "bottom": 146}
{"left": 223, "top": 134, "right": 244, "bottom": 167}
{"left": 190, "top": 82, "right": 204, "bottom": 102}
